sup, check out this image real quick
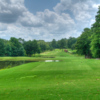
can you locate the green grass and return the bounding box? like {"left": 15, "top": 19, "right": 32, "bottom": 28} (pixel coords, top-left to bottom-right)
{"left": 0, "top": 49, "right": 100, "bottom": 100}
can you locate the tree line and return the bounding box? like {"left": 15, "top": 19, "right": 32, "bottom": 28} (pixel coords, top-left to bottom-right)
{"left": 0, "top": 37, "right": 77, "bottom": 56}
{"left": 75, "top": 6, "right": 100, "bottom": 58}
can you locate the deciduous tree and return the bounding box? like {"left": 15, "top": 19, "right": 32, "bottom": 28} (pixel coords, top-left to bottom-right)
{"left": 90, "top": 6, "right": 100, "bottom": 58}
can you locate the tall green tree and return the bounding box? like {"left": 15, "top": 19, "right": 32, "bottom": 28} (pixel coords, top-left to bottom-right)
{"left": 51, "top": 39, "right": 57, "bottom": 49}
{"left": 75, "top": 28, "right": 92, "bottom": 58}
{"left": 24, "top": 40, "right": 33, "bottom": 56}
{"left": 32, "top": 40, "right": 38, "bottom": 56}
{"left": 37, "top": 40, "right": 47, "bottom": 52}
{"left": 90, "top": 6, "right": 100, "bottom": 58}
{"left": 58, "top": 39, "right": 66, "bottom": 50}
{"left": 10, "top": 37, "right": 25, "bottom": 56}
{"left": 67, "top": 37, "right": 77, "bottom": 49}
{"left": 24, "top": 40, "right": 39, "bottom": 56}
{"left": 5, "top": 43, "right": 12, "bottom": 56}
{"left": 0, "top": 39, "right": 5, "bottom": 56}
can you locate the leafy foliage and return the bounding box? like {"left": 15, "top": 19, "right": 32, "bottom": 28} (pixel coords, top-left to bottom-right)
{"left": 90, "top": 6, "right": 100, "bottom": 58}
{"left": 10, "top": 37, "right": 25, "bottom": 56}
{"left": 0, "top": 39, "right": 6, "bottom": 56}
{"left": 75, "top": 28, "right": 92, "bottom": 57}
{"left": 51, "top": 39, "right": 57, "bottom": 49}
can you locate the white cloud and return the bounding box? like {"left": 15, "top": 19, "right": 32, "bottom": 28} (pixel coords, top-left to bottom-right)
{"left": 53, "top": 0, "right": 72, "bottom": 13}
{"left": 0, "top": 0, "right": 26, "bottom": 23}
{"left": 93, "top": 4, "right": 100, "bottom": 9}
{"left": 0, "top": 23, "right": 7, "bottom": 31}
{"left": 36, "top": 9, "right": 75, "bottom": 38}
{"left": 19, "top": 11, "right": 43, "bottom": 27}
{"left": 53, "top": 0, "right": 99, "bottom": 34}
{"left": 0, "top": 0, "right": 99, "bottom": 41}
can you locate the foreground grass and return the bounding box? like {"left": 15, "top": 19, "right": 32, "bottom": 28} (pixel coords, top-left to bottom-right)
{"left": 0, "top": 49, "right": 100, "bottom": 100}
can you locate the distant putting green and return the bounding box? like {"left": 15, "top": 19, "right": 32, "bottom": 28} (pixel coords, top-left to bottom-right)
{"left": 0, "top": 49, "right": 100, "bottom": 100}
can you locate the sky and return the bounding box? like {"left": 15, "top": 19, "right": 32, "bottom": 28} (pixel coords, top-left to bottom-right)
{"left": 0, "top": 0, "right": 100, "bottom": 41}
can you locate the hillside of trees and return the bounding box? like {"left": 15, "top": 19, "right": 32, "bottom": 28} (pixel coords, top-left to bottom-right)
{"left": 0, "top": 37, "right": 77, "bottom": 57}
{"left": 75, "top": 6, "right": 100, "bottom": 58}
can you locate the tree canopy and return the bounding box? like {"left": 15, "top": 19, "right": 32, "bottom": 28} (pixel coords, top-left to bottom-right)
{"left": 75, "top": 28, "right": 92, "bottom": 58}
{"left": 90, "top": 6, "right": 100, "bottom": 58}
{"left": 75, "top": 6, "right": 100, "bottom": 58}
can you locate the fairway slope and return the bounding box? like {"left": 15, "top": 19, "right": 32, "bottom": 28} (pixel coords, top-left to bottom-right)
{"left": 0, "top": 50, "right": 100, "bottom": 100}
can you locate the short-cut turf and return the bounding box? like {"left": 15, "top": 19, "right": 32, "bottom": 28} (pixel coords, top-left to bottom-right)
{"left": 0, "top": 49, "right": 100, "bottom": 100}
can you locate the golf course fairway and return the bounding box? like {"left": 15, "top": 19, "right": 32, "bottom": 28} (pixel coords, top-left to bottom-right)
{"left": 0, "top": 49, "right": 100, "bottom": 100}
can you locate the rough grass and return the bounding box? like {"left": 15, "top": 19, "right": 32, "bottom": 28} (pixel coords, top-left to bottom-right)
{"left": 0, "top": 49, "right": 100, "bottom": 100}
